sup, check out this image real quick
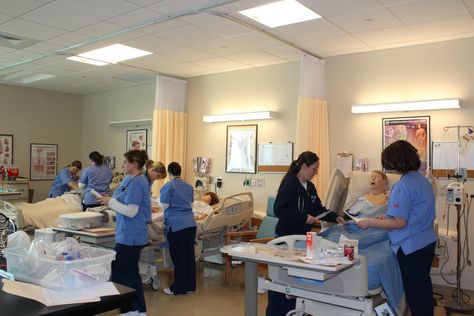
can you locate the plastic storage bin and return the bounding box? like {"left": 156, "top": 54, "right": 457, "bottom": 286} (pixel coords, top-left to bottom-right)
{"left": 4, "top": 246, "right": 116, "bottom": 290}
{"left": 57, "top": 212, "right": 103, "bottom": 230}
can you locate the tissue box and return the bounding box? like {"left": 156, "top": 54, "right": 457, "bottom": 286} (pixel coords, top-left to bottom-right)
{"left": 4, "top": 246, "right": 115, "bottom": 290}
{"left": 34, "top": 228, "right": 65, "bottom": 243}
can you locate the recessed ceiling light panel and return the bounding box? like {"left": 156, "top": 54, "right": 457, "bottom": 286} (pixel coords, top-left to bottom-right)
{"left": 78, "top": 44, "right": 152, "bottom": 64}
{"left": 239, "top": 0, "right": 321, "bottom": 28}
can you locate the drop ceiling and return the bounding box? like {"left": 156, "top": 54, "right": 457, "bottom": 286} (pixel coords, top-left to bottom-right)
{"left": 1, "top": 0, "right": 474, "bottom": 95}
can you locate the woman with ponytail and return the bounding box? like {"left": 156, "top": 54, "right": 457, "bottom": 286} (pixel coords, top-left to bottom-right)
{"left": 267, "top": 151, "right": 345, "bottom": 316}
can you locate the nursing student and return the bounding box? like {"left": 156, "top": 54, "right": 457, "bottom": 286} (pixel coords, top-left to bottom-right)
{"left": 48, "top": 160, "right": 82, "bottom": 197}
{"left": 79, "top": 151, "right": 112, "bottom": 211}
{"left": 267, "top": 151, "right": 345, "bottom": 316}
{"left": 96, "top": 150, "right": 150, "bottom": 316}
{"left": 357, "top": 140, "right": 436, "bottom": 316}
{"left": 160, "top": 162, "right": 197, "bottom": 295}
{"left": 144, "top": 160, "right": 167, "bottom": 187}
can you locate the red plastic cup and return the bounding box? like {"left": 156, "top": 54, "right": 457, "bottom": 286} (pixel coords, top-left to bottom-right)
{"left": 344, "top": 245, "right": 354, "bottom": 261}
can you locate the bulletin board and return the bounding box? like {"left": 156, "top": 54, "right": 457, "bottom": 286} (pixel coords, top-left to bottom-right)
{"left": 258, "top": 142, "right": 293, "bottom": 173}
{"left": 432, "top": 141, "right": 474, "bottom": 178}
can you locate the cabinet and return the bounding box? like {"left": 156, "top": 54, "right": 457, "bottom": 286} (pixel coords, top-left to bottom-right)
{"left": 0, "top": 179, "right": 30, "bottom": 203}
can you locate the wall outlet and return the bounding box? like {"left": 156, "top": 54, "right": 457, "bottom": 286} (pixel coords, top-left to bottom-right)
{"left": 250, "top": 179, "right": 256, "bottom": 186}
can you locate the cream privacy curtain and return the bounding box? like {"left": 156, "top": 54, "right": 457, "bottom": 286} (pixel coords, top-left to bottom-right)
{"left": 151, "top": 75, "right": 188, "bottom": 197}
{"left": 296, "top": 54, "right": 330, "bottom": 198}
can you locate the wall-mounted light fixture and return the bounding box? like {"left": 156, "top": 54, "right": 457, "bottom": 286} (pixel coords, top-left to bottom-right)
{"left": 202, "top": 111, "right": 277, "bottom": 123}
{"left": 352, "top": 98, "right": 461, "bottom": 114}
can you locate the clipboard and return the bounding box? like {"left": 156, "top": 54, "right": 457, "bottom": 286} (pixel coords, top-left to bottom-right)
{"left": 336, "top": 152, "right": 353, "bottom": 178}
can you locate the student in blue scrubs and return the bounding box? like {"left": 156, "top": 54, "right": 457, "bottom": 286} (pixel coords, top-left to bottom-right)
{"left": 144, "top": 160, "right": 167, "bottom": 188}
{"left": 358, "top": 140, "right": 436, "bottom": 316}
{"left": 79, "top": 151, "right": 112, "bottom": 211}
{"left": 160, "top": 162, "right": 197, "bottom": 295}
{"left": 97, "top": 150, "right": 150, "bottom": 316}
{"left": 48, "top": 160, "right": 82, "bottom": 198}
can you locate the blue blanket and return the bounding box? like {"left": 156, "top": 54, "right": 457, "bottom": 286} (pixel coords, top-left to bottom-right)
{"left": 317, "top": 223, "right": 406, "bottom": 315}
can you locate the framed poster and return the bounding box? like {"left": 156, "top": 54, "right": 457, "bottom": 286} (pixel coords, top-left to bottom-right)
{"left": 0, "top": 134, "right": 13, "bottom": 165}
{"left": 127, "top": 129, "right": 147, "bottom": 151}
{"left": 226, "top": 124, "right": 258, "bottom": 174}
{"left": 30, "top": 143, "right": 58, "bottom": 180}
{"left": 382, "top": 116, "right": 430, "bottom": 173}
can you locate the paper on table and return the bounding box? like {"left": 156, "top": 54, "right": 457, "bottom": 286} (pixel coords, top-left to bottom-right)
{"left": 2, "top": 280, "right": 119, "bottom": 306}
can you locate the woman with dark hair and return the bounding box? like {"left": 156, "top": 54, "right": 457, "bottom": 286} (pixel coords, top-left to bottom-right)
{"left": 267, "top": 151, "right": 345, "bottom": 316}
{"left": 79, "top": 151, "right": 112, "bottom": 211}
{"left": 357, "top": 140, "right": 436, "bottom": 316}
{"left": 160, "top": 162, "right": 197, "bottom": 296}
{"left": 48, "top": 160, "right": 82, "bottom": 197}
{"left": 96, "top": 150, "right": 151, "bottom": 316}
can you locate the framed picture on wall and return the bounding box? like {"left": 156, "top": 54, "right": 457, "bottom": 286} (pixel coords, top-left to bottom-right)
{"left": 126, "top": 129, "right": 147, "bottom": 152}
{"left": 0, "top": 134, "right": 13, "bottom": 165}
{"left": 30, "top": 143, "right": 58, "bottom": 180}
{"left": 382, "top": 116, "right": 430, "bottom": 174}
{"left": 226, "top": 124, "right": 258, "bottom": 174}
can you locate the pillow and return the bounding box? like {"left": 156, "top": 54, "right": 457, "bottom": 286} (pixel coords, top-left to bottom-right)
{"left": 343, "top": 171, "right": 400, "bottom": 210}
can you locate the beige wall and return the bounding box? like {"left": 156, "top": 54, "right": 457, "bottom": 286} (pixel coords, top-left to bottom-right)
{"left": 0, "top": 84, "right": 82, "bottom": 201}
{"left": 81, "top": 83, "right": 155, "bottom": 171}
{"left": 326, "top": 37, "right": 474, "bottom": 289}
{"left": 186, "top": 62, "right": 300, "bottom": 216}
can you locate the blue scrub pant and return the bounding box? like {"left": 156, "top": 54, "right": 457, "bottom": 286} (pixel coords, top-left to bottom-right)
{"left": 112, "top": 243, "right": 146, "bottom": 313}
{"left": 266, "top": 290, "right": 296, "bottom": 316}
{"left": 167, "top": 226, "right": 196, "bottom": 294}
{"left": 397, "top": 242, "right": 436, "bottom": 316}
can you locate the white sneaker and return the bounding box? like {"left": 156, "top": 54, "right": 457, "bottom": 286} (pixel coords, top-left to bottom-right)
{"left": 119, "top": 311, "right": 139, "bottom": 316}
{"left": 139, "top": 313, "right": 147, "bottom": 316}
{"left": 163, "top": 287, "right": 174, "bottom": 295}
{"left": 187, "top": 290, "right": 197, "bottom": 294}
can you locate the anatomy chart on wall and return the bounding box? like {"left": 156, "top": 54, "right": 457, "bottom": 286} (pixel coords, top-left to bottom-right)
{"left": 30, "top": 143, "right": 58, "bottom": 180}
{"left": 0, "top": 134, "right": 13, "bottom": 166}
{"left": 226, "top": 125, "right": 257, "bottom": 174}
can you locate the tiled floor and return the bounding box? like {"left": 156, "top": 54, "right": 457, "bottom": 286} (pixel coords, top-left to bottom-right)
{"left": 101, "top": 262, "right": 474, "bottom": 315}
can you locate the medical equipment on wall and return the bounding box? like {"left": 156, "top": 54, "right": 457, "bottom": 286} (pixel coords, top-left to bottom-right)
{"left": 442, "top": 125, "right": 474, "bottom": 314}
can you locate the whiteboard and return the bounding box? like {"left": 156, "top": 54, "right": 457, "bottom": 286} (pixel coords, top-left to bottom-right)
{"left": 432, "top": 141, "right": 474, "bottom": 170}
{"left": 258, "top": 143, "right": 293, "bottom": 172}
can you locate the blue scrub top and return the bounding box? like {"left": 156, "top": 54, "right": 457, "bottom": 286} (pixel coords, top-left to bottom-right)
{"left": 113, "top": 174, "right": 151, "bottom": 246}
{"left": 160, "top": 178, "right": 196, "bottom": 233}
{"left": 48, "top": 167, "right": 75, "bottom": 198}
{"left": 80, "top": 164, "right": 112, "bottom": 205}
{"left": 386, "top": 171, "right": 436, "bottom": 254}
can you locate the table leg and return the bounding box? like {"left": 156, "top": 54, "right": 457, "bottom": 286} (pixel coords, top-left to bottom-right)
{"left": 244, "top": 261, "right": 258, "bottom": 316}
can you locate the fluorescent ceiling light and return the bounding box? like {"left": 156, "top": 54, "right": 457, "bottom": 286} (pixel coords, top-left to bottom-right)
{"left": 16, "top": 73, "right": 55, "bottom": 84}
{"left": 66, "top": 55, "right": 109, "bottom": 66}
{"left": 67, "top": 44, "right": 152, "bottom": 65}
{"left": 352, "top": 99, "right": 461, "bottom": 114}
{"left": 203, "top": 111, "right": 277, "bottom": 123}
{"left": 239, "top": 0, "right": 321, "bottom": 28}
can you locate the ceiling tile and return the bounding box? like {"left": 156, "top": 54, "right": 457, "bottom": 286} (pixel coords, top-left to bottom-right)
{"left": 261, "top": 45, "right": 302, "bottom": 61}
{"left": 231, "top": 31, "right": 284, "bottom": 49}
{"left": 22, "top": 3, "right": 102, "bottom": 31}
{"left": 0, "top": 47, "right": 17, "bottom": 57}
{"left": 194, "top": 57, "right": 244, "bottom": 70}
{"left": 387, "top": 0, "right": 468, "bottom": 24}
{"left": 155, "top": 24, "right": 225, "bottom": 44}
{"left": 0, "top": 13, "right": 14, "bottom": 24}
{"left": 139, "top": 19, "right": 185, "bottom": 34}
{"left": 275, "top": 19, "right": 346, "bottom": 42}
{"left": 0, "top": 0, "right": 53, "bottom": 17}
{"left": 48, "top": 32, "right": 94, "bottom": 48}
{"left": 124, "top": 35, "right": 183, "bottom": 53}
{"left": 328, "top": 7, "right": 402, "bottom": 33}
{"left": 318, "top": 47, "right": 371, "bottom": 57}
{"left": 3, "top": 50, "right": 43, "bottom": 62}
{"left": 158, "top": 46, "right": 215, "bottom": 62}
{"left": 299, "top": 0, "right": 383, "bottom": 17}
{"left": 58, "top": 0, "right": 140, "bottom": 20}
{"left": 148, "top": 0, "right": 218, "bottom": 15}
{"left": 421, "top": 32, "right": 474, "bottom": 44}
{"left": 355, "top": 26, "right": 418, "bottom": 46}
{"left": 373, "top": 39, "right": 425, "bottom": 50}
{"left": 28, "top": 64, "right": 72, "bottom": 76}
{"left": 226, "top": 50, "right": 285, "bottom": 65}
{"left": 302, "top": 34, "right": 369, "bottom": 54}
{"left": 409, "top": 15, "right": 474, "bottom": 39}
{"left": 221, "top": 0, "right": 287, "bottom": 12}
{"left": 27, "top": 76, "right": 82, "bottom": 89}
{"left": 23, "top": 41, "right": 66, "bottom": 54}
{"left": 126, "top": 0, "right": 167, "bottom": 7}
{"left": 76, "top": 22, "right": 124, "bottom": 38}
{"left": 0, "top": 57, "right": 21, "bottom": 67}
{"left": 108, "top": 8, "right": 165, "bottom": 27}
{"left": 189, "top": 38, "right": 251, "bottom": 56}
{"left": 121, "top": 54, "right": 183, "bottom": 72}
{"left": 0, "top": 18, "right": 67, "bottom": 41}
{"left": 46, "top": 59, "right": 100, "bottom": 72}
{"left": 191, "top": 15, "right": 254, "bottom": 37}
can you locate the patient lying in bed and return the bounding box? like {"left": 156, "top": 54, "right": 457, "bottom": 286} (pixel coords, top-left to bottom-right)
{"left": 345, "top": 170, "right": 389, "bottom": 219}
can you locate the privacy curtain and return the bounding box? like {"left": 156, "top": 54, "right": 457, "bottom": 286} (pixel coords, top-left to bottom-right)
{"left": 151, "top": 75, "right": 188, "bottom": 196}
{"left": 296, "top": 54, "right": 330, "bottom": 198}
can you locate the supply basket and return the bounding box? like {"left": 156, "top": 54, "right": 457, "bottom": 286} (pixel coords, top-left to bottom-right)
{"left": 4, "top": 246, "right": 116, "bottom": 290}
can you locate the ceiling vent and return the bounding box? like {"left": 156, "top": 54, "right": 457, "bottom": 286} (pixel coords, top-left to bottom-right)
{"left": 0, "top": 32, "right": 39, "bottom": 50}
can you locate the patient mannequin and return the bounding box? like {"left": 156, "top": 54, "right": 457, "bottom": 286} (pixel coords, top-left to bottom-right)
{"left": 193, "top": 192, "right": 220, "bottom": 220}
{"left": 346, "top": 170, "right": 389, "bottom": 219}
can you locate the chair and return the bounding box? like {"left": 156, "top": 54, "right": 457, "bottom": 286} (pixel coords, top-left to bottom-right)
{"left": 224, "top": 196, "right": 278, "bottom": 284}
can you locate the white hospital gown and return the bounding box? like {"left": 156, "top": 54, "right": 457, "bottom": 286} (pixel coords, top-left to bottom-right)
{"left": 347, "top": 196, "right": 387, "bottom": 219}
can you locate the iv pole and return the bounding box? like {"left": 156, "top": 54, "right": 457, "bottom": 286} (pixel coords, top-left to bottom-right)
{"left": 442, "top": 125, "right": 474, "bottom": 314}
